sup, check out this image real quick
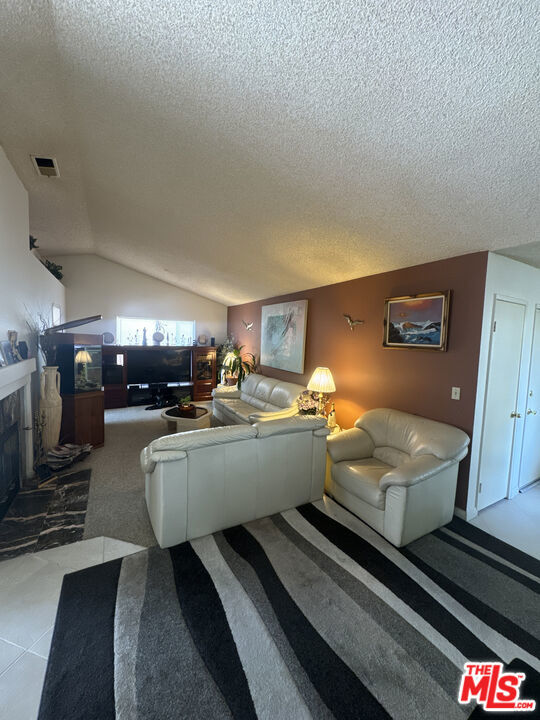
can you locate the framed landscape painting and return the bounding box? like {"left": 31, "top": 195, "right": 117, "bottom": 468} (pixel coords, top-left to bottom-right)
{"left": 383, "top": 291, "right": 450, "bottom": 351}
{"left": 260, "top": 300, "right": 308, "bottom": 373}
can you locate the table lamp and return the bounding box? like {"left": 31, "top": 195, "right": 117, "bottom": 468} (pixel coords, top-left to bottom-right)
{"left": 307, "top": 366, "right": 336, "bottom": 415}
{"left": 75, "top": 348, "right": 92, "bottom": 383}
{"left": 75, "top": 349, "right": 92, "bottom": 364}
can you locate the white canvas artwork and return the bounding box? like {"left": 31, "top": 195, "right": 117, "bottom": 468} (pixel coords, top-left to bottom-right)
{"left": 51, "top": 303, "right": 62, "bottom": 326}
{"left": 260, "top": 300, "right": 308, "bottom": 373}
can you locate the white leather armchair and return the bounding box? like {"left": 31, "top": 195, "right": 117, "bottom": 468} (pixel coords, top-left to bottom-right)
{"left": 212, "top": 373, "right": 306, "bottom": 425}
{"left": 141, "top": 416, "right": 329, "bottom": 548}
{"left": 325, "top": 408, "right": 470, "bottom": 546}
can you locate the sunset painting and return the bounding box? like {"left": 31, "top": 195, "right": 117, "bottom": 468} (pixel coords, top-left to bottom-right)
{"left": 383, "top": 292, "right": 450, "bottom": 350}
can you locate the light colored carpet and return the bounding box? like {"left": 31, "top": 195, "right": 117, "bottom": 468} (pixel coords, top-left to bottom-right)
{"left": 80, "top": 403, "right": 215, "bottom": 547}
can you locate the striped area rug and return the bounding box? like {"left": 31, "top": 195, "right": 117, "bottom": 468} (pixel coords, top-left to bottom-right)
{"left": 39, "top": 497, "right": 540, "bottom": 719}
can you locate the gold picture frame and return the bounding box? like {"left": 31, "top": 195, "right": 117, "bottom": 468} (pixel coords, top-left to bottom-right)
{"left": 383, "top": 291, "right": 450, "bottom": 351}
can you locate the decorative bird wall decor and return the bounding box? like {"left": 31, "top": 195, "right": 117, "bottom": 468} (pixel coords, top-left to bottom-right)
{"left": 242, "top": 320, "right": 254, "bottom": 331}
{"left": 343, "top": 314, "right": 364, "bottom": 330}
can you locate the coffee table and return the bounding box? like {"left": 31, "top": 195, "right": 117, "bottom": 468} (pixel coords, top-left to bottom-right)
{"left": 161, "top": 406, "right": 211, "bottom": 433}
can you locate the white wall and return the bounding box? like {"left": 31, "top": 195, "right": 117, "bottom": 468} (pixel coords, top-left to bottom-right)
{"left": 51, "top": 254, "right": 227, "bottom": 343}
{"left": 0, "top": 147, "right": 65, "bottom": 353}
{"left": 467, "top": 253, "right": 540, "bottom": 517}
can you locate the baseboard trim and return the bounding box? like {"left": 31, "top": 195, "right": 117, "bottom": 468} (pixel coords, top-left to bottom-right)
{"left": 454, "top": 505, "right": 478, "bottom": 521}
{"left": 519, "top": 478, "right": 540, "bottom": 493}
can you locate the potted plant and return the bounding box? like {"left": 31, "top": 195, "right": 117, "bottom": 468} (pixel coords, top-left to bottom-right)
{"left": 222, "top": 345, "right": 257, "bottom": 389}
{"left": 217, "top": 336, "right": 235, "bottom": 383}
{"left": 177, "top": 394, "right": 196, "bottom": 417}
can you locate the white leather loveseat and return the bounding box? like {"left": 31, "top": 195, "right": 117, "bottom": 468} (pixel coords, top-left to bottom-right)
{"left": 141, "top": 416, "right": 329, "bottom": 547}
{"left": 326, "top": 408, "right": 470, "bottom": 546}
{"left": 212, "top": 373, "right": 306, "bottom": 425}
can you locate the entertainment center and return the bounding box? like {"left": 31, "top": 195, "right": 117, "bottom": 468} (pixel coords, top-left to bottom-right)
{"left": 102, "top": 345, "right": 217, "bottom": 409}
{"left": 45, "top": 335, "right": 218, "bottom": 446}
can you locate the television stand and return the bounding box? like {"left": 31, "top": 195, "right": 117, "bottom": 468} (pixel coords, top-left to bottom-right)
{"left": 104, "top": 346, "right": 217, "bottom": 408}
{"left": 127, "top": 381, "right": 194, "bottom": 408}
{"left": 145, "top": 383, "right": 177, "bottom": 410}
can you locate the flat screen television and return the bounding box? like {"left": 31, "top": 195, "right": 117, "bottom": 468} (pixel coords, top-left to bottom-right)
{"left": 126, "top": 348, "right": 191, "bottom": 385}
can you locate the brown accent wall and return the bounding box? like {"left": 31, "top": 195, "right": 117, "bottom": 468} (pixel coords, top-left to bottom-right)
{"left": 228, "top": 251, "right": 489, "bottom": 509}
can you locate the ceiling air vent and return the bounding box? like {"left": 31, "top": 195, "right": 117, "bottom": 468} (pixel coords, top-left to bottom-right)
{"left": 31, "top": 155, "right": 60, "bottom": 178}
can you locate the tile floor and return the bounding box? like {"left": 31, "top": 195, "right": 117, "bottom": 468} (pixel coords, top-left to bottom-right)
{"left": 0, "top": 537, "right": 145, "bottom": 720}
{"left": 0, "top": 469, "right": 90, "bottom": 561}
{"left": 469, "top": 483, "right": 540, "bottom": 560}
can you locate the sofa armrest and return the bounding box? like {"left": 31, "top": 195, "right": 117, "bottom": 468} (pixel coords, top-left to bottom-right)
{"left": 326, "top": 427, "right": 375, "bottom": 464}
{"left": 140, "top": 446, "right": 187, "bottom": 474}
{"left": 212, "top": 387, "right": 241, "bottom": 399}
{"left": 248, "top": 406, "right": 298, "bottom": 422}
{"left": 379, "top": 455, "right": 455, "bottom": 491}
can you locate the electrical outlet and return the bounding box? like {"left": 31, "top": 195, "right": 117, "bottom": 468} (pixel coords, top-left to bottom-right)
{"left": 451, "top": 387, "right": 461, "bottom": 400}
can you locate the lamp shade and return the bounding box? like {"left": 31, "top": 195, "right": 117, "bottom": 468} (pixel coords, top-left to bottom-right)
{"left": 75, "top": 349, "right": 92, "bottom": 364}
{"left": 307, "top": 367, "right": 336, "bottom": 394}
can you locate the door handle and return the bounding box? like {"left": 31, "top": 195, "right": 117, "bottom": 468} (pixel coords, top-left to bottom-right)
{"left": 527, "top": 409, "right": 537, "bottom": 415}
{"left": 510, "top": 411, "right": 522, "bottom": 418}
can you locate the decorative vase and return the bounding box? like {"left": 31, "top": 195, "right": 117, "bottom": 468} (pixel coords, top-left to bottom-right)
{"left": 40, "top": 366, "right": 62, "bottom": 452}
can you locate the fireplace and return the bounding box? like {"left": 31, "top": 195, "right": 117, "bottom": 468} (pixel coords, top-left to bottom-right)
{"left": 0, "top": 399, "right": 20, "bottom": 519}
{"left": 0, "top": 359, "right": 37, "bottom": 511}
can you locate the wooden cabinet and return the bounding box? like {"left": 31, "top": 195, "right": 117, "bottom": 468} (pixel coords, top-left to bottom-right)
{"left": 192, "top": 347, "right": 217, "bottom": 401}
{"left": 102, "top": 346, "right": 128, "bottom": 409}
{"left": 100, "top": 345, "right": 217, "bottom": 406}
{"left": 61, "top": 391, "right": 105, "bottom": 448}
{"left": 43, "top": 332, "right": 105, "bottom": 448}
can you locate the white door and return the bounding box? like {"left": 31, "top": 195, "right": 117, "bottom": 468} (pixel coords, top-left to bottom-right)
{"left": 477, "top": 298, "right": 526, "bottom": 510}
{"left": 519, "top": 306, "right": 540, "bottom": 490}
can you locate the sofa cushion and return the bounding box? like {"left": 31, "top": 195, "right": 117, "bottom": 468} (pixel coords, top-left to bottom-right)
{"left": 150, "top": 423, "right": 257, "bottom": 452}
{"left": 240, "top": 375, "right": 278, "bottom": 411}
{"left": 268, "top": 380, "right": 306, "bottom": 409}
{"left": 373, "top": 446, "right": 410, "bottom": 467}
{"left": 239, "top": 373, "right": 305, "bottom": 411}
{"left": 356, "top": 408, "right": 470, "bottom": 461}
{"left": 239, "top": 373, "right": 265, "bottom": 397}
{"left": 213, "top": 373, "right": 307, "bottom": 426}
{"left": 255, "top": 415, "right": 328, "bottom": 438}
{"left": 214, "top": 397, "right": 256, "bottom": 423}
{"left": 332, "top": 458, "right": 392, "bottom": 510}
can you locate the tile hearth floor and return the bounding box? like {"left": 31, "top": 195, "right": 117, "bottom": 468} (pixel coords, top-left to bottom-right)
{"left": 0, "top": 537, "right": 145, "bottom": 720}
{"left": 0, "top": 469, "right": 91, "bottom": 561}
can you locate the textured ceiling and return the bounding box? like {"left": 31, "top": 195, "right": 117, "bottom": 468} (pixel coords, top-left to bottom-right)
{"left": 0, "top": 1, "right": 538, "bottom": 305}
{"left": 496, "top": 241, "right": 540, "bottom": 269}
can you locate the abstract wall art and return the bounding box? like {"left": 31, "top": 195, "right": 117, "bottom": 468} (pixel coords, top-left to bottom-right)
{"left": 260, "top": 300, "right": 308, "bottom": 373}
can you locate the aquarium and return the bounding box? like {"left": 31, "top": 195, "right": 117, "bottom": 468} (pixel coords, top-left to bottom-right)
{"left": 52, "top": 337, "right": 103, "bottom": 395}
{"left": 74, "top": 345, "right": 102, "bottom": 392}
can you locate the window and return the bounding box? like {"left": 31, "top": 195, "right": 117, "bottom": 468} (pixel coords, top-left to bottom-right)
{"left": 116, "top": 317, "right": 195, "bottom": 346}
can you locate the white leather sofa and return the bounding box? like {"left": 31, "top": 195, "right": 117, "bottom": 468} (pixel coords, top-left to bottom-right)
{"left": 141, "top": 416, "right": 329, "bottom": 547}
{"left": 325, "top": 408, "right": 470, "bottom": 546}
{"left": 212, "top": 372, "right": 306, "bottom": 425}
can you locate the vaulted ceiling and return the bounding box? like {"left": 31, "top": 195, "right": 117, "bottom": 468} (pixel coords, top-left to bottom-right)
{"left": 0, "top": 1, "right": 538, "bottom": 305}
